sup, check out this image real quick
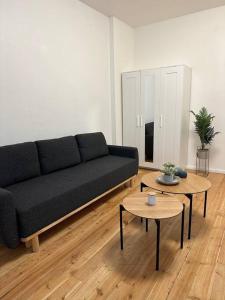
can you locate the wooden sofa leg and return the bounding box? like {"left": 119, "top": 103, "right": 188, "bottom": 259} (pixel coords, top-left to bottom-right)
{"left": 125, "top": 178, "right": 135, "bottom": 188}
{"left": 31, "top": 236, "right": 40, "bottom": 252}
{"left": 124, "top": 180, "right": 130, "bottom": 188}
{"left": 130, "top": 178, "right": 135, "bottom": 188}
{"left": 25, "top": 241, "right": 31, "bottom": 248}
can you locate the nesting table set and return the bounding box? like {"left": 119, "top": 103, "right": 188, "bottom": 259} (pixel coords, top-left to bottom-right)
{"left": 119, "top": 171, "right": 211, "bottom": 270}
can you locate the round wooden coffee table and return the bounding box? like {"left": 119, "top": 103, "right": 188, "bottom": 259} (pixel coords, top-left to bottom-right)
{"left": 120, "top": 192, "right": 185, "bottom": 271}
{"left": 141, "top": 171, "right": 211, "bottom": 239}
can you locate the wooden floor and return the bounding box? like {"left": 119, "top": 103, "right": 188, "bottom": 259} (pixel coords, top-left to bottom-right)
{"left": 0, "top": 170, "right": 225, "bottom": 300}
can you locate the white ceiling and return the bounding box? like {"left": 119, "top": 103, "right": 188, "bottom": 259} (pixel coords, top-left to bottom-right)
{"left": 80, "top": 0, "right": 225, "bottom": 27}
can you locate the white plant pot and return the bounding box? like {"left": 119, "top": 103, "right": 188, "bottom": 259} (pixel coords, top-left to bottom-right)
{"left": 147, "top": 192, "right": 157, "bottom": 206}
{"left": 197, "top": 149, "right": 209, "bottom": 160}
{"left": 163, "top": 174, "right": 174, "bottom": 183}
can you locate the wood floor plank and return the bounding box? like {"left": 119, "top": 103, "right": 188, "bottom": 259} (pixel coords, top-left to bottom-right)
{"left": 167, "top": 173, "right": 225, "bottom": 300}
{"left": 210, "top": 264, "right": 225, "bottom": 300}
{"left": 0, "top": 170, "right": 224, "bottom": 300}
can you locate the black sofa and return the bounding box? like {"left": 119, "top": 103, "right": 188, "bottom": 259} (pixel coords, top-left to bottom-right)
{"left": 0, "top": 132, "right": 138, "bottom": 251}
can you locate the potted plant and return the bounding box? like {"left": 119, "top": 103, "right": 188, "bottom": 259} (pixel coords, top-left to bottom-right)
{"left": 161, "top": 162, "right": 176, "bottom": 182}
{"left": 191, "top": 107, "right": 220, "bottom": 159}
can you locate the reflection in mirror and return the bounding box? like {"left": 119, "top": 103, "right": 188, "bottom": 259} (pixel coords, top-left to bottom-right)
{"left": 144, "top": 90, "right": 154, "bottom": 162}
{"left": 145, "top": 122, "right": 154, "bottom": 162}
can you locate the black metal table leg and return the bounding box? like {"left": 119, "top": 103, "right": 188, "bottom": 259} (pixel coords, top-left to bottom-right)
{"left": 140, "top": 182, "right": 148, "bottom": 192}
{"left": 181, "top": 203, "right": 185, "bottom": 249}
{"left": 140, "top": 183, "right": 148, "bottom": 223}
{"left": 146, "top": 219, "right": 148, "bottom": 232}
{"left": 186, "top": 194, "right": 193, "bottom": 240}
{"left": 120, "top": 205, "right": 125, "bottom": 250}
{"left": 155, "top": 219, "right": 160, "bottom": 271}
{"left": 204, "top": 191, "right": 208, "bottom": 218}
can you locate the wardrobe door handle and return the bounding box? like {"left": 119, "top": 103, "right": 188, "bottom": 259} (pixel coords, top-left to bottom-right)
{"left": 160, "top": 115, "right": 163, "bottom": 128}
{"left": 140, "top": 115, "right": 143, "bottom": 127}
{"left": 136, "top": 115, "right": 140, "bottom": 127}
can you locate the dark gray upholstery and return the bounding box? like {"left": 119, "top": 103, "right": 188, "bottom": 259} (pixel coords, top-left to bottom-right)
{"left": 0, "top": 132, "right": 138, "bottom": 249}
{"left": 0, "top": 142, "right": 40, "bottom": 187}
{"left": 76, "top": 132, "right": 109, "bottom": 161}
{"left": 108, "top": 145, "right": 139, "bottom": 162}
{"left": 7, "top": 155, "right": 137, "bottom": 238}
{"left": 36, "top": 136, "right": 81, "bottom": 174}
{"left": 0, "top": 188, "right": 19, "bottom": 248}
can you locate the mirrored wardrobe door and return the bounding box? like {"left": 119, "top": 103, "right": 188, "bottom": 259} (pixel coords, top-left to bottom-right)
{"left": 140, "top": 69, "right": 161, "bottom": 169}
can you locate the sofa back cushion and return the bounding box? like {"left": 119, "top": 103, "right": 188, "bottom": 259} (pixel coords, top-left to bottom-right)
{"left": 36, "top": 136, "right": 81, "bottom": 174}
{"left": 76, "top": 132, "right": 109, "bottom": 162}
{"left": 0, "top": 142, "right": 41, "bottom": 187}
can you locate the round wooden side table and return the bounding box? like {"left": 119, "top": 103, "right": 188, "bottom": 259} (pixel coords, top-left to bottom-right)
{"left": 120, "top": 192, "right": 185, "bottom": 271}
{"left": 141, "top": 172, "right": 211, "bottom": 239}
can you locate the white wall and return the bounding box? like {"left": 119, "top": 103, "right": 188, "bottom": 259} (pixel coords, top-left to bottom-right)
{"left": 0, "top": 0, "right": 112, "bottom": 145}
{"left": 110, "top": 17, "right": 135, "bottom": 145}
{"left": 135, "top": 6, "right": 225, "bottom": 172}
{"left": 1, "top": 0, "right": 225, "bottom": 173}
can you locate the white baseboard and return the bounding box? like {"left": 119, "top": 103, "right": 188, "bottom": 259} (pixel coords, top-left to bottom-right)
{"left": 187, "top": 165, "right": 225, "bottom": 174}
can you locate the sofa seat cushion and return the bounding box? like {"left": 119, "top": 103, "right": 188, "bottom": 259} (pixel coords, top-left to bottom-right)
{"left": 36, "top": 136, "right": 81, "bottom": 174}
{"left": 7, "top": 155, "right": 137, "bottom": 238}
{"left": 0, "top": 142, "right": 41, "bottom": 187}
{"left": 76, "top": 132, "right": 109, "bottom": 161}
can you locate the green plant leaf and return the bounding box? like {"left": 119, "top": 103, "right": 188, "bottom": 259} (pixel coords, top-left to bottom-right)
{"left": 191, "top": 107, "right": 220, "bottom": 148}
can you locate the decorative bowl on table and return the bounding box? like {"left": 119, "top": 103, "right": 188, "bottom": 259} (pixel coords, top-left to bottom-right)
{"left": 156, "top": 162, "right": 187, "bottom": 186}
{"left": 175, "top": 167, "right": 187, "bottom": 178}
{"left": 156, "top": 175, "right": 180, "bottom": 186}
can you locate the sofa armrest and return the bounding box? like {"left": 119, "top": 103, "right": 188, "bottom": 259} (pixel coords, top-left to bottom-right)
{"left": 108, "top": 145, "right": 139, "bottom": 161}
{"left": 0, "top": 188, "right": 19, "bottom": 248}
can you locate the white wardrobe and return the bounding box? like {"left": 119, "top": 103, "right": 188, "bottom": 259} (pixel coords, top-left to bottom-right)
{"left": 122, "top": 65, "right": 191, "bottom": 169}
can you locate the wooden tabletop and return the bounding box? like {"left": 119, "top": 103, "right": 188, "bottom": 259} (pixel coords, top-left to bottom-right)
{"left": 122, "top": 192, "right": 183, "bottom": 219}
{"left": 142, "top": 171, "right": 211, "bottom": 194}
